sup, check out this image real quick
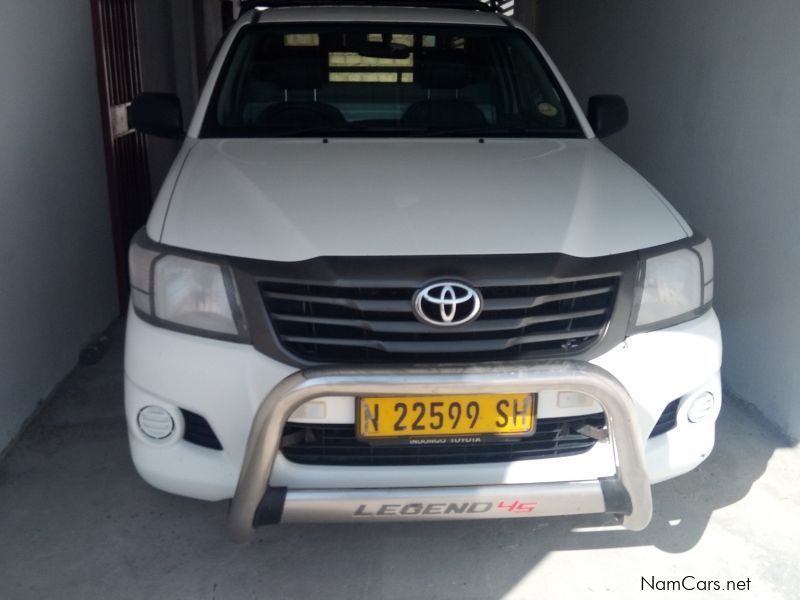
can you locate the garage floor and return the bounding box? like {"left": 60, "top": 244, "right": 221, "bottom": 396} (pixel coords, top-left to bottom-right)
{"left": 1, "top": 323, "right": 797, "bottom": 600}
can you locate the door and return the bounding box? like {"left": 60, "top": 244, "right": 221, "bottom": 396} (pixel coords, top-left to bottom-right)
{"left": 90, "top": 0, "right": 152, "bottom": 311}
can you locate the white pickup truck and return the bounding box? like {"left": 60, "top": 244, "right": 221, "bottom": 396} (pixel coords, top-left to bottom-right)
{"left": 125, "top": 0, "right": 721, "bottom": 541}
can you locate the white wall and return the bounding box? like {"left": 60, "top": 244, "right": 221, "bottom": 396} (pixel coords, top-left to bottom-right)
{"left": 0, "top": 2, "right": 118, "bottom": 451}
{"left": 537, "top": 0, "right": 800, "bottom": 440}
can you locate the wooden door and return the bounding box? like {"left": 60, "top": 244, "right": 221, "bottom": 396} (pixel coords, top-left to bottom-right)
{"left": 90, "top": 0, "right": 152, "bottom": 311}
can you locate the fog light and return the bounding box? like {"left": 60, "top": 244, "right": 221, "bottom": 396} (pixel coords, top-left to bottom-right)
{"left": 137, "top": 405, "right": 175, "bottom": 439}
{"left": 687, "top": 393, "right": 715, "bottom": 423}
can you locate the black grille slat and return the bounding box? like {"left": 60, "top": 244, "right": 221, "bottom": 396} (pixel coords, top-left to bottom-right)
{"left": 281, "top": 413, "right": 606, "bottom": 466}
{"left": 271, "top": 308, "right": 608, "bottom": 334}
{"left": 263, "top": 292, "right": 412, "bottom": 313}
{"left": 282, "top": 327, "right": 604, "bottom": 353}
{"left": 260, "top": 276, "right": 618, "bottom": 363}
{"left": 482, "top": 286, "right": 616, "bottom": 311}
{"left": 263, "top": 286, "right": 615, "bottom": 314}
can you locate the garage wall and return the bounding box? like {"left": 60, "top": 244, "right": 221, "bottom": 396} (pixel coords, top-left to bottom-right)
{"left": 536, "top": 0, "right": 800, "bottom": 440}
{"left": 0, "top": 2, "right": 118, "bottom": 451}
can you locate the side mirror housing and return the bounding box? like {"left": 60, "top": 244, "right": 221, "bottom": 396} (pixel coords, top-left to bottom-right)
{"left": 587, "top": 95, "right": 628, "bottom": 138}
{"left": 128, "top": 93, "right": 184, "bottom": 139}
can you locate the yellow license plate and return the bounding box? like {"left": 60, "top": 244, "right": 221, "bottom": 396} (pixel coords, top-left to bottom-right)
{"left": 357, "top": 394, "right": 535, "bottom": 441}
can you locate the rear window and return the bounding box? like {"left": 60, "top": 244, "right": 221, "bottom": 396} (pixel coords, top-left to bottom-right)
{"left": 201, "top": 23, "right": 582, "bottom": 138}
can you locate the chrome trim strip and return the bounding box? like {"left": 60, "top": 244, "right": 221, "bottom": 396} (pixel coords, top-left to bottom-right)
{"left": 229, "top": 361, "right": 652, "bottom": 542}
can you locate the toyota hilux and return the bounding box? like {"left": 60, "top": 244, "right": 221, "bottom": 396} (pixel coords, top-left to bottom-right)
{"left": 125, "top": 0, "right": 722, "bottom": 541}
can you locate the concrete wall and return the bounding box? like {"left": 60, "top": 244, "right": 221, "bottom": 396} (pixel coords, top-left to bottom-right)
{"left": 0, "top": 2, "right": 118, "bottom": 451}
{"left": 537, "top": 0, "right": 800, "bottom": 440}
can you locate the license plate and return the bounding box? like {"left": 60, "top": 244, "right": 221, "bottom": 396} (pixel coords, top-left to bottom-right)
{"left": 356, "top": 394, "right": 535, "bottom": 442}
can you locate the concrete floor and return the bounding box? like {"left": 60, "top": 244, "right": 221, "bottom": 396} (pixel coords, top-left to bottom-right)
{"left": 0, "top": 323, "right": 798, "bottom": 600}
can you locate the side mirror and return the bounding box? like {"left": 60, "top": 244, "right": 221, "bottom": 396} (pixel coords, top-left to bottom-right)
{"left": 128, "top": 93, "right": 184, "bottom": 139}
{"left": 587, "top": 95, "right": 628, "bottom": 138}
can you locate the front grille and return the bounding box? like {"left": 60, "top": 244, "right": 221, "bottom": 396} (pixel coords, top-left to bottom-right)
{"left": 281, "top": 413, "right": 605, "bottom": 466}
{"left": 259, "top": 276, "right": 618, "bottom": 363}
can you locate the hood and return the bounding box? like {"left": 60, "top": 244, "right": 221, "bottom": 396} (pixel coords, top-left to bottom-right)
{"left": 159, "top": 138, "right": 689, "bottom": 261}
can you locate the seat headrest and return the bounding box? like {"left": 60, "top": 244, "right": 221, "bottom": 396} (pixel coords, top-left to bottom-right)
{"left": 251, "top": 54, "right": 327, "bottom": 90}
{"left": 415, "top": 50, "right": 481, "bottom": 89}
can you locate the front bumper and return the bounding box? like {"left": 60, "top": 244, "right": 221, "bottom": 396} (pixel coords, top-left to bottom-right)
{"left": 124, "top": 308, "right": 722, "bottom": 539}
{"left": 229, "top": 360, "right": 651, "bottom": 542}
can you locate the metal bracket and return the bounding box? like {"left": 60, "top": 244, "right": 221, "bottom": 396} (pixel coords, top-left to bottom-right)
{"left": 577, "top": 424, "right": 609, "bottom": 441}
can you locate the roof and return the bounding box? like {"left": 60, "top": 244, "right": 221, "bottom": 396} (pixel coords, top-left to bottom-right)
{"left": 241, "top": 0, "right": 500, "bottom": 13}
{"left": 248, "top": 4, "right": 508, "bottom": 26}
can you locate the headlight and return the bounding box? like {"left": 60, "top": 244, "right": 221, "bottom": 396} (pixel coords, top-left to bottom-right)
{"left": 129, "top": 233, "right": 246, "bottom": 339}
{"left": 633, "top": 237, "right": 714, "bottom": 329}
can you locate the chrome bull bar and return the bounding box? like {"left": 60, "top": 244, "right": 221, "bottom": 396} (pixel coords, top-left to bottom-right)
{"left": 229, "top": 360, "right": 653, "bottom": 542}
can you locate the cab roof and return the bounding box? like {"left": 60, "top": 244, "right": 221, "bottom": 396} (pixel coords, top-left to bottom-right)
{"left": 246, "top": 2, "right": 508, "bottom": 26}
{"left": 242, "top": 0, "right": 501, "bottom": 13}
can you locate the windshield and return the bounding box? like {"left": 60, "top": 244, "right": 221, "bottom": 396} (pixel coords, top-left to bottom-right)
{"left": 201, "top": 23, "right": 583, "bottom": 138}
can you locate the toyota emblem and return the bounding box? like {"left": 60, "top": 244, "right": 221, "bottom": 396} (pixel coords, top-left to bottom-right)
{"left": 412, "top": 282, "right": 482, "bottom": 327}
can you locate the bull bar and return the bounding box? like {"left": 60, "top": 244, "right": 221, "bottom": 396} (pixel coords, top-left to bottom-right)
{"left": 228, "top": 360, "right": 653, "bottom": 542}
